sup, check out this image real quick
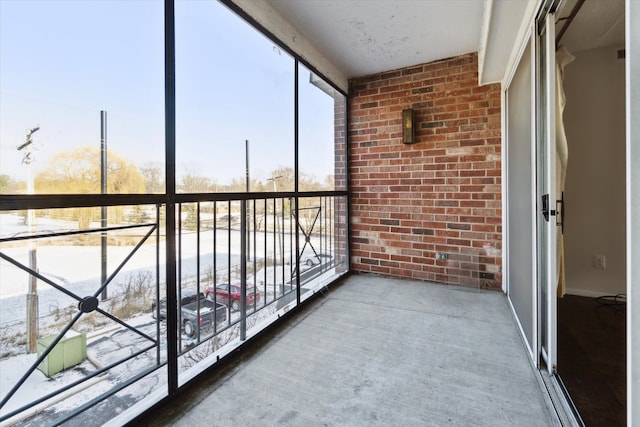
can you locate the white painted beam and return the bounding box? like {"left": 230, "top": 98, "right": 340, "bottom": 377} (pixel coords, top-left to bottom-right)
{"left": 479, "top": 0, "right": 540, "bottom": 86}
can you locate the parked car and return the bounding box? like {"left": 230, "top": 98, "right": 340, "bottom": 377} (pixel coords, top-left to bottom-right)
{"left": 204, "top": 282, "right": 261, "bottom": 311}
{"left": 151, "top": 289, "right": 227, "bottom": 337}
{"left": 301, "top": 252, "right": 333, "bottom": 267}
{"left": 151, "top": 289, "right": 198, "bottom": 320}
{"left": 180, "top": 297, "right": 227, "bottom": 337}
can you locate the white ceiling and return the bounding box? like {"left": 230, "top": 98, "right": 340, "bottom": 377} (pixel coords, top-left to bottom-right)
{"left": 245, "top": 0, "right": 626, "bottom": 87}
{"left": 268, "top": 0, "right": 486, "bottom": 79}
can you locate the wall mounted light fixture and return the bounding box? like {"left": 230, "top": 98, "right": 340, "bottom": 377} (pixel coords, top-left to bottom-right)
{"left": 402, "top": 108, "right": 415, "bottom": 144}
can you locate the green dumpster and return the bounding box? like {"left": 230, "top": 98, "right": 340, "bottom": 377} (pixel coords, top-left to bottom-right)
{"left": 37, "top": 330, "right": 87, "bottom": 377}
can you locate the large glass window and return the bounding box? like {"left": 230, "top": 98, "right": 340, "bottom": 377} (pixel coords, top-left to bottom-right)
{"left": 1, "top": 0, "right": 348, "bottom": 424}
{"left": 176, "top": 1, "right": 294, "bottom": 193}
{"left": 0, "top": 205, "right": 164, "bottom": 424}
{"left": 0, "top": 1, "right": 165, "bottom": 195}
{"left": 298, "top": 65, "right": 342, "bottom": 191}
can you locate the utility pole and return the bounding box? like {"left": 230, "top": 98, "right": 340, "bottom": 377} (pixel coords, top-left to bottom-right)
{"left": 268, "top": 175, "right": 284, "bottom": 259}
{"left": 18, "top": 126, "right": 40, "bottom": 353}
{"left": 100, "top": 111, "right": 108, "bottom": 300}
{"left": 245, "top": 140, "right": 250, "bottom": 262}
{"left": 268, "top": 175, "right": 284, "bottom": 296}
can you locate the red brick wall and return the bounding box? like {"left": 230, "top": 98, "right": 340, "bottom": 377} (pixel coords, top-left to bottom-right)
{"left": 334, "top": 94, "right": 348, "bottom": 273}
{"left": 348, "top": 53, "right": 502, "bottom": 289}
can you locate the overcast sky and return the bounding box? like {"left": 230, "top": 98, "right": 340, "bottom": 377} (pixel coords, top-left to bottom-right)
{"left": 0, "top": 0, "right": 337, "bottom": 187}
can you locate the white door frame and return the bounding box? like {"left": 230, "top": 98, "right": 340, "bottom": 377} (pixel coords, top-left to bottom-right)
{"left": 536, "top": 11, "right": 558, "bottom": 374}
{"left": 625, "top": 0, "right": 639, "bottom": 423}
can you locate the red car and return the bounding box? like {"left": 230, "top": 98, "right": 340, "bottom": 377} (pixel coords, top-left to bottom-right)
{"left": 204, "top": 282, "right": 261, "bottom": 311}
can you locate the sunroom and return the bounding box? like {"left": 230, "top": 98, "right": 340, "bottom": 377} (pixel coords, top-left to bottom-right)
{"left": 0, "top": 0, "right": 638, "bottom": 426}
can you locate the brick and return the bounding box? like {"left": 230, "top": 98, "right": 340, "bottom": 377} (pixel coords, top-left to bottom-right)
{"left": 412, "top": 228, "right": 434, "bottom": 235}
{"left": 349, "top": 52, "right": 501, "bottom": 287}
{"left": 447, "top": 222, "right": 472, "bottom": 230}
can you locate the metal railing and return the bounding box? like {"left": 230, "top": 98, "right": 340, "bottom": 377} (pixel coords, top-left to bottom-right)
{"left": 0, "top": 216, "right": 162, "bottom": 424}
{"left": 174, "top": 195, "right": 347, "bottom": 364}
{"left": 0, "top": 194, "right": 348, "bottom": 425}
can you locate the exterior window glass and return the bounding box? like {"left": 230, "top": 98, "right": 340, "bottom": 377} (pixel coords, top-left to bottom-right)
{"left": 0, "top": 205, "right": 164, "bottom": 423}
{"left": 299, "top": 66, "right": 334, "bottom": 190}
{"left": 1, "top": 0, "right": 348, "bottom": 424}
{"left": 0, "top": 1, "right": 165, "bottom": 195}
{"left": 296, "top": 64, "right": 348, "bottom": 298}
{"left": 176, "top": 0, "right": 295, "bottom": 193}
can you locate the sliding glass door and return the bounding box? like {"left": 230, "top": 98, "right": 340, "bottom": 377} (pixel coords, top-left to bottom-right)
{"left": 536, "top": 11, "right": 558, "bottom": 373}
{"left": 506, "top": 36, "right": 536, "bottom": 358}
{"left": 506, "top": 7, "right": 559, "bottom": 371}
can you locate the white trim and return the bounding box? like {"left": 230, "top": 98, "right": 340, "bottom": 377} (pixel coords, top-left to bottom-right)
{"left": 501, "top": 86, "right": 508, "bottom": 294}
{"left": 625, "top": 0, "right": 639, "bottom": 424}
{"left": 502, "top": 0, "right": 544, "bottom": 87}
{"left": 541, "top": 11, "right": 558, "bottom": 374}
{"left": 478, "top": 0, "right": 494, "bottom": 85}
{"left": 528, "top": 32, "right": 539, "bottom": 367}
{"left": 504, "top": 24, "right": 533, "bottom": 90}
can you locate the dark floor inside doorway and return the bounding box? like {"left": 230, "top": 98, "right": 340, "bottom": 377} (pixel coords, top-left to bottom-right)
{"left": 558, "top": 294, "right": 626, "bottom": 426}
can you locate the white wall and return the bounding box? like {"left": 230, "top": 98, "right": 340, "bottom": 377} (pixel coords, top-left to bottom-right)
{"left": 562, "top": 45, "right": 626, "bottom": 297}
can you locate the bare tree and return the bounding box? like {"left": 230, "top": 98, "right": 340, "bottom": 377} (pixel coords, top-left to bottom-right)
{"left": 140, "top": 163, "right": 164, "bottom": 194}
{"left": 0, "top": 174, "right": 21, "bottom": 194}
{"left": 180, "top": 168, "right": 216, "bottom": 193}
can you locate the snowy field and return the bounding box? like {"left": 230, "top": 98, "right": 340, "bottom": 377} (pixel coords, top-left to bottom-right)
{"left": 0, "top": 270, "right": 325, "bottom": 426}
{"left": 1, "top": 212, "right": 337, "bottom": 425}
{"left": 0, "top": 213, "right": 319, "bottom": 325}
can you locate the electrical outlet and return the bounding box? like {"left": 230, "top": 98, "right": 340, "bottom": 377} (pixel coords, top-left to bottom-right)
{"left": 593, "top": 254, "right": 606, "bottom": 269}
{"left": 436, "top": 252, "right": 447, "bottom": 261}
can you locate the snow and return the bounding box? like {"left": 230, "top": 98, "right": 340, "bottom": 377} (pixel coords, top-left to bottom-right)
{"left": 0, "top": 214, "right": 338, "bottom": 425}
{"left": 0, "top": 298, "right": 303, "bottom": 424}
{"left": 0, "top": 312, "right": 167, "bottom": 425}
{"left": 0, "top": 353, "right": 112, "bottom": 419}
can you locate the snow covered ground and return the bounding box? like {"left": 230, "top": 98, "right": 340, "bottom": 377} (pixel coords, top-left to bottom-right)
{"left": 0, "top": 314, "right": 151, "bottom": 422}
{"left": 0, "top": 280, "right": 302, "bottom": 426}
{"left": 0, "top": 212, "right": 318, "bottom": 324}
{"left": 0, "top": 213, "right": 334, "bottom": 425}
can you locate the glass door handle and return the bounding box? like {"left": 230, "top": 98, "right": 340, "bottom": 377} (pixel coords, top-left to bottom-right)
{"left": 541, "top": 194, "right": 557, "bottom": 222}
{"left": 556, "top": 192, "right": 564, "bottom": 233}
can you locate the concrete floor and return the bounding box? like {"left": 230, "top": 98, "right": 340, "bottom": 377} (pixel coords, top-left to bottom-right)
{"left": 137, "top": 275, "right": 556, "bottom": 426}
